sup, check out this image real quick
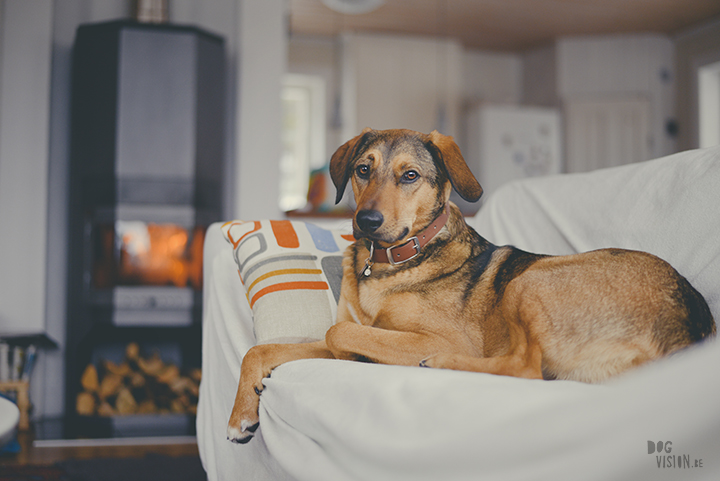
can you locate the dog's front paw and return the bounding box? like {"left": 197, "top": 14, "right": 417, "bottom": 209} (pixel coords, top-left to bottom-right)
{"left": 227, "top": 418, "right": 260, "bottom": 444}
{"left": 227, "top": 382, "right": 262, "bottom": 444}
{"left": 227, "top": 386, "right": 262, "bottom": 444}
{"left": 227, "top": 350, "right": 267, "bottom": 444}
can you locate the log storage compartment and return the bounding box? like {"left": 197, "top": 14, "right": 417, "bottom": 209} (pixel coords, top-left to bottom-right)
{"left": 75, "top": 343, "right": 201, "bottom": 437}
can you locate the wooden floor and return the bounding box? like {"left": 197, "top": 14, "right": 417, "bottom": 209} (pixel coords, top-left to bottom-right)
{"left": 1, "top": 430, "right": 200, "bottom": 466}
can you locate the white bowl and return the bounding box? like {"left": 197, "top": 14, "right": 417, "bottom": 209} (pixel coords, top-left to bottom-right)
{"left": 0, "top": 396, "right": 20, "bottom": 448}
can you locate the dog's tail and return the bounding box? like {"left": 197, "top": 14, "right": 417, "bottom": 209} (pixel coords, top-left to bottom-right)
{"left": 673, "top": 275, "right": 715, "bottom": 348}
{"left": 653, "top": 275, "right": 715, "bottom": 355}
{"left": 679, "top": 277, "right": 716, "bottom": 343}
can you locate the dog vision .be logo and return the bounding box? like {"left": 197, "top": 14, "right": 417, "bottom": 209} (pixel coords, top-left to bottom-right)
{"left": 648, "top": 441, "right": 704, "bottom": 470}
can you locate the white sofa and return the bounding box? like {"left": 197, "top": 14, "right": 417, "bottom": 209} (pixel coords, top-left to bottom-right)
{"left": 197, "top": 146, "right": 720, "bottom": 481}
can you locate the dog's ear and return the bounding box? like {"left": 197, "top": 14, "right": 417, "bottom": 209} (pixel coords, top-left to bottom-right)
{"left": 330, "top": 128, "right": 373, "bottom": 204}
{"left": 427, "top": 130, "right": 483, "bottom": 202}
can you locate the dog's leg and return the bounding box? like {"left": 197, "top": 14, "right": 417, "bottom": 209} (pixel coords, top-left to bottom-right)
{"left": 227, "top": 341, "right": 334, "bottom": 444}
{"left": 420, "top": 281, "right": 546, "bottom": 379}
{"left": 418, "top": 345, "right": 543, "bottom": 380}
{"left": 419, "top": 320, "right": 543, "bottom": 379}
{"left": 325, "top": 321, "right": 460, "bottom": 366}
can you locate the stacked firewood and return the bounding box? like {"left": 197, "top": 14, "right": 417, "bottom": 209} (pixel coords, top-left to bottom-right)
{"left": 76, "top": 343, "right": 201, "bottom": 417}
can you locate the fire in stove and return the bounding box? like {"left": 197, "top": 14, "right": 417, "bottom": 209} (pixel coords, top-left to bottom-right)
{"left": 94, "top": 222, "right": 205, "bottom": 290}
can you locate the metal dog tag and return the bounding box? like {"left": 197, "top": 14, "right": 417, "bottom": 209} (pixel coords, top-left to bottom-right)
{"left": 363, "top": 263, "right": 372, "bottom": 277}
{"left": 359, "top": 243, "right": 374, "bottom": 279}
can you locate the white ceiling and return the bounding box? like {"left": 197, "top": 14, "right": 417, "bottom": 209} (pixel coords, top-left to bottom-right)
{"left": 289, "top": 0, "right": 720, "bottom": 50}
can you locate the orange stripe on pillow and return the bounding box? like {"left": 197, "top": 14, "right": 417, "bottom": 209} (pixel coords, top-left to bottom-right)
{"left": 271, "top": 220, "right": 300, "bottom": 248}
{"left": 341, "top": 234, "right": 356, "bottom": 242}
{"left": 249, "top": 281, "right": 328, "bottom": 308}
{"left": 246, "top": 268, "right": 322, "bottom": 293}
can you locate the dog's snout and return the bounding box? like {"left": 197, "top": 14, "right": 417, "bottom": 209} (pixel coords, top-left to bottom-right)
{"left": 356, "top": 210, "right": 384, "bottom": 233}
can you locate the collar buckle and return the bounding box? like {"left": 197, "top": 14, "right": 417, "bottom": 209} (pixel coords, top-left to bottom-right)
{"left": 387, "top": 236, "right": 420, "bottom": 265}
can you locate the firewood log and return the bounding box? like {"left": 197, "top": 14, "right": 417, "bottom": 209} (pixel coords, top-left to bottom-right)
{"left": 157, "top": 364, "right": 180, "bottom": 384}
{"left": 138, "top": 353, "right": 164, "bottom": 377}
{"left": 97, "top": 401, "right": 115, "bottom": 417}
{"left": 76, "top": 391, "right": 96, "bottom": 416}
{"left": 126, "top": 342, "right": 140, "bottom": 361}
{"left": 116, "top": 387, "right": 137, "bottom": 415}
{"left": 169, "top": 377, "right": 191, "bottom": 394}
{"left": 177, "top": 393, "right": 191, "bottom": 409}
{"left": 188, "top": 380, "right": 199, "bottom": 397}
{"left": 128, "top": 371, "right": 145, "bottom": 389}
{"left": 81, "top": 364, "right": 99, "bottom": 392}
{"left": 137, "top": 399, "right": 158, "bottom": 414}
{"left": 170, "top": 398, "right": 185, "bottom": 413}
{"left": 98, "top": 373, "right": 123, "bottom": 400}
{"left": 103, "top": 359, "right": 131, "bottom": 377}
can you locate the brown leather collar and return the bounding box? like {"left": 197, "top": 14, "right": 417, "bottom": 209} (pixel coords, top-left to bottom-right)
{"left": 370, "top": 205, "right": 449, "bottom": 265}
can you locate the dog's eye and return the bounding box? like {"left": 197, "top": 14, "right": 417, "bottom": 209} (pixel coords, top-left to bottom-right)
{"left": 401, "top": 170, "right": 419, "bottom": 183}
{"left": 356, "top": 165, "right": 370, "bottom": 179}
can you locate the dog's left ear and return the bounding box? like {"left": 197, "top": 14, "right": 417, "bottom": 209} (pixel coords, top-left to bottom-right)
{"left": 329, "top": 128, "right": 373, "bottom": 204}
{"left": 426, "top": 130, "right": 483, "bottom": 202}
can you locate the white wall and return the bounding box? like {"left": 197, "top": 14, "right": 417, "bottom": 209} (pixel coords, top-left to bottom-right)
{"left": 0, "top": 0, "right": 57, "bottom": 418}
{"left": 463, "top": 49, "right": 523, "bottom": 105}
{"left": 522, "top": 44, "right": 558, "bottom": 107}
{"left": 340, "top": 33, "right": 464, "bottom": 141}
{"left": 234, "top": 0, "right": 286, "bottom": 220}
{"left": 0, "top": 1, "right": 53, "bottom": 337}
{"left": 460, "top": 49, "right": 523, "bottom": 155}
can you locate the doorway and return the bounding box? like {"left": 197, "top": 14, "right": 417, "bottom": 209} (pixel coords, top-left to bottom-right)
{"left": 699, "top": 60, "right": 720, "bottom": 148}
{"left": 564, "top": 96, "right": 651, "bottom": 173}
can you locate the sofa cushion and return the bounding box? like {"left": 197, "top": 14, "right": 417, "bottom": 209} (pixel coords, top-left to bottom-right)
{"left": 468, "top": 145, "right": 720, "bottom": 320}
{"left": 221, "top": 220, "right": 353, "bottom": 344}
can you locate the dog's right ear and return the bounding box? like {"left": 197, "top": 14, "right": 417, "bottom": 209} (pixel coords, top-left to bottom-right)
{"left": 427, "top": 130, "right": 483, "bottom": 202}
{"left": 329, "top": 128, "right": 373, "bottom": 204}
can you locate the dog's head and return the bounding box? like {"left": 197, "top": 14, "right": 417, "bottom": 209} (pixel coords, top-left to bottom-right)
{"left": 330, "top": 128, "right": 482, "bottom": 245}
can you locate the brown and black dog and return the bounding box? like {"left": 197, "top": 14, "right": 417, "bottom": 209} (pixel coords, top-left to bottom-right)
{"left": 227, "top": 128, "right": 715, "bottom": 444}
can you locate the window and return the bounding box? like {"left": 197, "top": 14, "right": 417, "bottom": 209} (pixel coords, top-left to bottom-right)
{"left": 279, "top": 74, "right": 326, "bottom": 212}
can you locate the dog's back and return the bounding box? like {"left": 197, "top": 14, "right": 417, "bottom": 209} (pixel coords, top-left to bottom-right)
{"left": 470, "top": 243, "right": 716, "bottom": 382}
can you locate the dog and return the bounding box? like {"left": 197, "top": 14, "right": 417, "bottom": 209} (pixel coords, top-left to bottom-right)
{"left": 227, "top": 128, "right": 716, "bottom": 444}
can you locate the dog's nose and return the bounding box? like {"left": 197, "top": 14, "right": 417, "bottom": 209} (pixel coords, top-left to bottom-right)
{"left": 356, "top": 210, "right": 384, "bottom": 233}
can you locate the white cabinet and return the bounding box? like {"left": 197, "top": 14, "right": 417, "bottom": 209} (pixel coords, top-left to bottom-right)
{"left": 461, "top": 105, "right": 562, "bottom": 213}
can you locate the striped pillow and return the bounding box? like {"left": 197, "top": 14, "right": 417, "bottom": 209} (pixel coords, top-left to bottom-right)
{"left": 221, "top": 220, "right": 354, "bottom": 344}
